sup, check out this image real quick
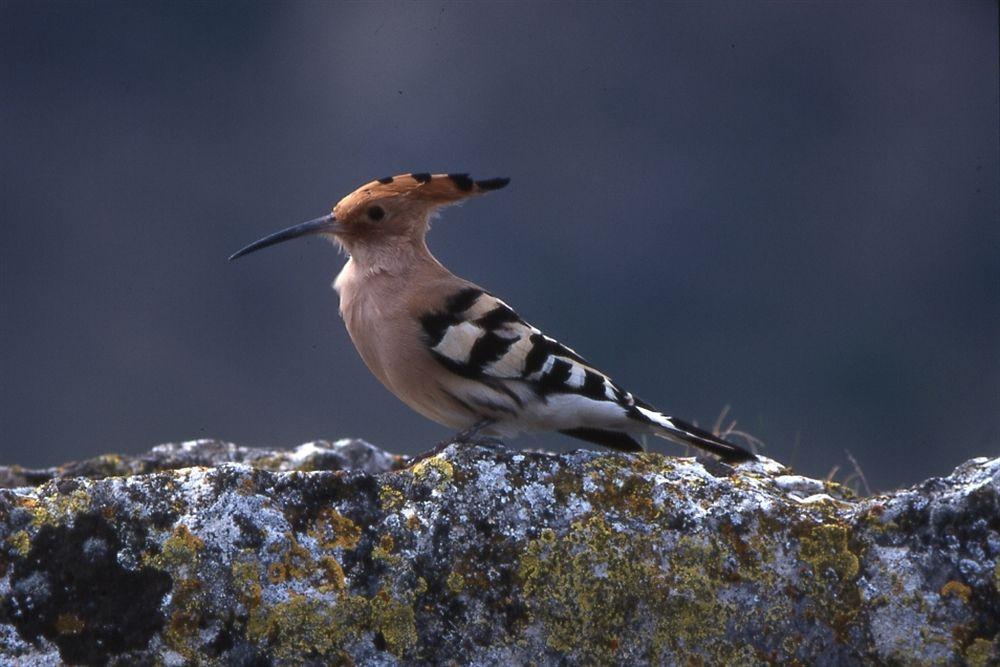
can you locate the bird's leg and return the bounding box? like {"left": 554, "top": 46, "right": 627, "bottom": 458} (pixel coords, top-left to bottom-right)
{"left": 452, "top": 418, "right": 498, "bottom": 445}
{"left": 408, "top": 419, "right": 499, "bottom": 466}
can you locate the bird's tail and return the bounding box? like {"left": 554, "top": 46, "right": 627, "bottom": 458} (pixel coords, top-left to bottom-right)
{"left": 640, "top": 408, "right": 756, "bottom": 463}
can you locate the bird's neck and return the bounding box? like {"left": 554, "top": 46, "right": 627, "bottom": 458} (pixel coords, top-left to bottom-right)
{"left": 334, "top": 234, "right": 453, "bottom": 307}
{"left": 341, "top": 234, "right": 442, "bottom": 278}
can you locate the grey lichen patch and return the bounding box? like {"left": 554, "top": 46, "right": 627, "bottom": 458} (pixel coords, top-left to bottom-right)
{"left": 0, "top": 441, "right": 997, "bottom": 665}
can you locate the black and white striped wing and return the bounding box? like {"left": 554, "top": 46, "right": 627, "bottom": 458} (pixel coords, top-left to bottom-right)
{"left": 419, "top": 287, "right": 646, "bottom": 451}
{"left": 419, "top": 286, "right": 756, "bottom": 461}
{"left": 420, "top": 289, "right": 615, "bottom": 390}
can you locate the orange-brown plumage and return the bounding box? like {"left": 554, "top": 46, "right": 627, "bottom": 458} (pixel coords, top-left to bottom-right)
{"left": 330, "top": 173, "right": 509, "bottom": 243}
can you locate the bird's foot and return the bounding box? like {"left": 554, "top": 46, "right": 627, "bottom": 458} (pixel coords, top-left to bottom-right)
{"left": 452, "top": 418, "right": 496, "bottom": 443}
{"left": 455, "top": 434, "right": 504, "bottom": 447}
{"left": 408, "top": 420, "right": 499, "bottom": 466}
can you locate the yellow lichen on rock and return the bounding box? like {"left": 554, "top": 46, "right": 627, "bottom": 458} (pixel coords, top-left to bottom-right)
{"left": 586, "top": 471, "right": 658, "bottom": 520}
{"left": 232, "top": 559, "right": 263, "bottom": 608}
{"left": 241, "top": 585, "right": 416, "bottom": 661}
{"left": 144, "top": 524, "right": 204, "bottom": 576}
{"left": 940, "top": 579, "right": 972, "bottom": 603}
{"left": 799, "top": 523, "right": 860, "bottom": 582}
{"left": 255, "top": 593, "right": 347, "bottom": 663}
{"left": 24, "top": 488, "right": 93, "bottom": 527}
{"left": 230, "top": 538, "right": 418, "bottom": 661}
{"left": 317, "top": 555, "right": 347, "bottom": 593}
{"left": 369, "top": 588, "right": 418, "bottom": 655}
{"left": 516, "top": 507, "right": 803, "bottom": 664}
{"left": 373, "top": 533, "right": 400, "bottom": 565}
{"left": 411, "top": 456, "right": 455, "bottom": 490}
{"left": 138, "top": 525, "right": 208, "bottom": 657}
{"left": 310, "top": 508, "right": 361, "bottom": 550}
{"left": 965, "top": 637, "right": 998, "bottom": 667}
{"left": 267, "top": 533, "right": 316, "bottom": 584}
{"left": 446, "top": 570, "right": 465, "bottom": 593}
{"left": 0, "top": 441, "right": 994, "bottom": 665}
{"left": 795, "top": 521, "right": 864, "bottom": 642}
{"left": 379, "top": 484, "right": 405, "bottom": 511}
{"left": 519, "top": 516, "right": 711, "bottom": 662}
{"left": 6, "top": 530, "right": 30, "bottom": 556}
{"left": 54, "top": 613, "right": 84, "bottom": 636}
{"left": 164, "top": 578, "right": 205, "bottom": 658}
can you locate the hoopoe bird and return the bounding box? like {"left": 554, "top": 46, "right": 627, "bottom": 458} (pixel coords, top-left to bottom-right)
{"left": 231, "top": 173, "right": 754, "bottom": 463}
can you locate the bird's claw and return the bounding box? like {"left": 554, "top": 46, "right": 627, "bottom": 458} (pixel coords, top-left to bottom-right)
{"left": 407, "top": 421, "right": 501, "bottom": 466}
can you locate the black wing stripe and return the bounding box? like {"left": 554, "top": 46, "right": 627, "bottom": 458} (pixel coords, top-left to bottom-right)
{"left": 537, "top": 358, "right": 573, "bottom": 394}
{"left": 424, "top": 287, "right": 623, "bottom": 404}
{"left": 552, "top": 342, "right": 587, "bottom": 365}
{"left": 666, "top": 417, "right": 754, "bottom": 461}
{"left": 468, "top": 331, "right": 518, "bottom": 369}
{"left": 581, "top": 370, "right": 608, "bottom": 400}
{"left": 420, "top": 312, "right": 456, "bottom": 346}
{"left": 446, "top": 287, "right": 484, "bottom": 314}
{"left": 476, "top": 305, "right": 521, "bottom": 329}
{"left": 421, "top": 287, "right": 485, "bottom": 346}
{"left": 430, "top": 351, "right": 480, "bottom": 379}
{"left": 521, "top": 334, "right": 550, "bottom": 377}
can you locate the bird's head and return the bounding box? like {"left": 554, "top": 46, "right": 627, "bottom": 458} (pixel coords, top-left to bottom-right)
{"left": 229, "top": 172, "right": 509, "bottom": 261}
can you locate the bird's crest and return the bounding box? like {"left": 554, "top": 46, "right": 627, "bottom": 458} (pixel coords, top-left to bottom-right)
{"left": 342, "top": 173, "right": 509, "bottom": 208}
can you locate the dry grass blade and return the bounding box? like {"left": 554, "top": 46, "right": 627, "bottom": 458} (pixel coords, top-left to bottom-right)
{"left": 844, "top": 449, "right": 873, "bottom": 496}
{"left": 711, "top": 405, "right": 766, "bottom": 454}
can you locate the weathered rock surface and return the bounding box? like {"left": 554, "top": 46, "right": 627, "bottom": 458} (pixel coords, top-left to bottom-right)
{"left": 0, "top": 439, "right": 997, "bottom": 666}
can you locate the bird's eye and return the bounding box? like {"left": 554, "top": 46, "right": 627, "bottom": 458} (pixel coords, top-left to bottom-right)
{"left": 367, "top": 205, "right": 385, "bottom": 221}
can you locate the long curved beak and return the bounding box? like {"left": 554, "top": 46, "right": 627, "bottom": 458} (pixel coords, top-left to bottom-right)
{"left": 229, "top": 214, "right": 344, "bottom": 261}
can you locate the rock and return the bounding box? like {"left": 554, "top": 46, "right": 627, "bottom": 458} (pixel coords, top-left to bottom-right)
{"left": 0, "top": 440, "right": 997, "bottom": 666}
{"left": 0, "top": 439, "right": 405, "bottom": 488}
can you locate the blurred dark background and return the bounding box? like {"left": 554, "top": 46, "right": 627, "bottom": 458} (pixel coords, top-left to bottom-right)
{"left": 1, "top": 1, "right": 997, "bottom": 489}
